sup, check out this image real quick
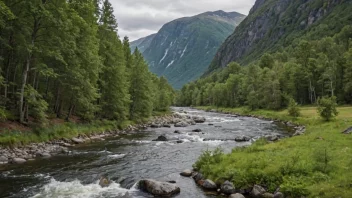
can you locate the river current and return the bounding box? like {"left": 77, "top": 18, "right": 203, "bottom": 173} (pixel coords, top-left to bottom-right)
{"left": 0, "top": 107, "right": 290, "bottom": 198}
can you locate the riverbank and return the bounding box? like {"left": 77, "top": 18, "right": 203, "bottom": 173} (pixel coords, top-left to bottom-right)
{"left": 0, "top": 111, "right": 187, "bottom": 165}
{"left": 193, "top": 106, "right": 352, "bottom": 198}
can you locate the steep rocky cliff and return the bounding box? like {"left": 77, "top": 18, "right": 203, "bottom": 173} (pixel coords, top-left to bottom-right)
{"left": 131, "top": 10, "right": 245, "bottom": 89}
{"left": 207, "top": 0, "right": 351, "bottom": 73}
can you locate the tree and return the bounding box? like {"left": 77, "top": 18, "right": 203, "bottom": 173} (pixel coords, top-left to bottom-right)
{"left": 129, "top": 49, "right": 153, "bottom": 120}
{"left": 99, "top": 0, "right": 117, "bottom": 31}
{"left": 287, "top": 98, "right": 300, "bottom": 117}
{"left": 317, "top": 96, "right": 338, "bottom": 121}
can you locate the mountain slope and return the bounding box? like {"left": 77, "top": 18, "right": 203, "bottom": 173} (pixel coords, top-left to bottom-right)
{"left": 207, "top": 0, "right": 352, "bottom": 73}
{"left": 130, "top": 34, "right": 156, "bottom": 53}
{"left": 132, "top": 10, "right": 245, "bottom": 89}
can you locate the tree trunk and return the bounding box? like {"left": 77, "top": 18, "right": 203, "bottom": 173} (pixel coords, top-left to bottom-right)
{"left": 19, "top": 57, "right": 31, "bottom": 123}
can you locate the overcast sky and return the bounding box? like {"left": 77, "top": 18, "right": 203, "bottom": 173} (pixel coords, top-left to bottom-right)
{"left": 110, "top": 0, "right": 256, "bottom": 41}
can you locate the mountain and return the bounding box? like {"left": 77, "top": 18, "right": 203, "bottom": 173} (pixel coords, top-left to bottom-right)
{"left": 131, "top": 10, "right": 246, "bottom": 89}
{"left": 130, "top": 34, "right": 156, "bottom": 53}
{"left": 207, "top": 0, "right": 352, "bottom": 73}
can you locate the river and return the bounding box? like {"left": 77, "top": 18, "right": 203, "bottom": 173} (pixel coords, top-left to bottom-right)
{"left": 0, "top": 107, "right": 291, "bottom": 198}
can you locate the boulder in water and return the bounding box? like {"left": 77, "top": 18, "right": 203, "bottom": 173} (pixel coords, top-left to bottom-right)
{"left": 192, "top": 129, "right": 202, "bottom": 132}
{"left": 11, "top": 158, "right": 26, "bottom": 164}
{"left": 138, "top": 179, "right": 180, "bottom": 197}
{"left": 150, "top": 124, "right": 160, "bottom": 128}
{"left": 193, "top": 116, "right": 206, "bottom": 123}
{"left": 72, "top": 137, "right": 85, "bottom": 144}
{"left": 235, "top": 136, "right": 251, "bottom": 142}
{"left": 273, "top": 192, "right": 284, "bottom": 198}
{"left": 180, "top": 169, "right": 192, "bottom": 177}
{"left": 174, "top": 122, "right": 188, "bottom": 127}
{"left": 99, "top": 177, "right": 111, "bottom": 188}
{"left": 174, "top": 130, "right": 182, "bottom": 134}
{"left": 152, "top": 135, "right": 168, "bottom": 141}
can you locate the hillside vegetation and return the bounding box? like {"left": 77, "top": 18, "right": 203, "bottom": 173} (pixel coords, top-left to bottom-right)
{"left": 207, "top": 0, "right": 352, "bottom": 73}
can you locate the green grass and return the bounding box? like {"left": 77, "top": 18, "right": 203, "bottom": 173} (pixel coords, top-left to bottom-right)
{"left": 194, "top": 106, "right": 352, "bottom": 197}
{"left": 0, "top": 110, "right": 171, "bottom": 146}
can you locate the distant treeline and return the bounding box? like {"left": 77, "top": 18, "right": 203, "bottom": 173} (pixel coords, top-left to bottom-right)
{"left": 0, "top": 0, "right": 174, "bottom": 126}
{"left": 177, "top": 25, "right": 352, "bottom": 109}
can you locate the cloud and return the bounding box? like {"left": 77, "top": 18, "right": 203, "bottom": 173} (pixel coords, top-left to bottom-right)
{"left": 110, "top": 0, "right": 256, "bottom": 41}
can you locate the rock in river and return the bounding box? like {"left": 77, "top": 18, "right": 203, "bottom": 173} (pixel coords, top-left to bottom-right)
{"left": 192, "top": 116, "right": 206, "bottom": 123}
{"left": 72, "top": 137, "right": 85, "bottom": 144}
{"left": 221, "top": 180, "right": 236, "bottom": 194}
{"left": 235, "top": 136, "right": 251, "bottom": 142}
{"left": 11, "top": 158, "right": 26, "bottom": 164}
{"left": 152, "top": 135, "right": 168, "bottom": 141}
{"left": 180, "top": 169, "right": 192, "bottom": 177}
{"left": 138, "top": 179, "right": 180, "bottom": 197}
{"left": 99, "top": 177, "right": 111, "bottom": 188}
{"left": 192, "top": 129, "right": 202, "bottom": 132}
{"left": 174, "top": 121, "right": 188, "bottom": 127}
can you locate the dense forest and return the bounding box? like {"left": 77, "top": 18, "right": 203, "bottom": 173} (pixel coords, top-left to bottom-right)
{"left": 0, "top": 0, "right": 174, "bottom": 127}
{"left": 177, "top": 25, "right": 352, "bottom": 109}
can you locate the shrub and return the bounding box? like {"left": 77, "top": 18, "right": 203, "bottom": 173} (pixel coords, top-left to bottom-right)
{"left": 317, "top": 96, "right": 338, "bottom": 121}
{"left": 287, "top": 98, "right": 300, "bottom": 117}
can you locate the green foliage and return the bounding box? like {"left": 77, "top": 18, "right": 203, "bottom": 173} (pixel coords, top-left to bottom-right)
{"left": 317, "top": 96, "right": 339, "bottom": 121}
{"left": 287, "top": 98, "right": 301, "bottom": 117}
{"left": 0, "top": 0, "right": 174, "bottom": 139}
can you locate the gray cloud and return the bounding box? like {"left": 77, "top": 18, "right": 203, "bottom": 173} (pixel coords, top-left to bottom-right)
{"left": 110, "top": 0, "right": 256, "bottom": 41}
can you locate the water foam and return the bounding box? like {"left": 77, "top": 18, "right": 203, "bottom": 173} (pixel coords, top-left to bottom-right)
{"left": 107, "top": 154, "right": 126, "bottom": 159}
{"left": 30, "top": 178, "right": 131, "bottom": 198}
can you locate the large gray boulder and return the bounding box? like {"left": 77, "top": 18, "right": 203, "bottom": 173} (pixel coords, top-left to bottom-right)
{"left": 138, "top": 179, "right": 180, "bottom": 197}
{"left": 221, "top": 180, "right": 236, "bottom": 195}
{"left": 230, "top": 193, "right": 245, "bottom": 198}
{"left": 250, "top": 185, "right": 266, "bottom": 198}
{"left": 201, "top": 179, "right": 217, "bottom": 190}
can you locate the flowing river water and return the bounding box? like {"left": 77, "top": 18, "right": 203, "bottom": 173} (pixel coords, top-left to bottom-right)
{"left": 0, "top": 107, "right": 291, "bottom": 198}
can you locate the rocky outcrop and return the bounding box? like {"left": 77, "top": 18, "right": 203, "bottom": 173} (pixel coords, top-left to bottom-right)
{"left": 207, "top": 0, "right": 348, "bottom": 72}
{"left": 138, "top": 179, "right": 180, "bottom": 197}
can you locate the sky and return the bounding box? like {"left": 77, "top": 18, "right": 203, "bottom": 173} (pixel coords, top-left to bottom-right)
{"left": 110, "top": 0, "right": 256, "bottom": 41}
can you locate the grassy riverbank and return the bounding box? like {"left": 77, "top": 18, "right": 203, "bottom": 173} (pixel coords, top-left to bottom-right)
{"left": 0, "top": 111, "right": 170, "bottom": 146}
{"left": 195, "top": 106, "right": 352, "bottom": 197}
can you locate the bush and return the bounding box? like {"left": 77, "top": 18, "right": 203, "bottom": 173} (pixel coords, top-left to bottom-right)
{"left": 317, "top": 96, "right": 338, "bottom": 121}
{"left": 287, "top": 98, "right": 300, "bottom": 117}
